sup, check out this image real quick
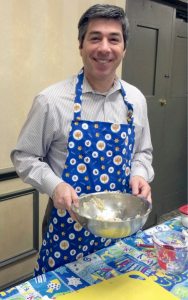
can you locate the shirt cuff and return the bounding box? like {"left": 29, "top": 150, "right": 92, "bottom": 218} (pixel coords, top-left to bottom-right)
{"left": 42, "top": 173, "right": 64, "bottom": 198}
{"left": 130, "top": 166, "right": 149, "bottom": 182}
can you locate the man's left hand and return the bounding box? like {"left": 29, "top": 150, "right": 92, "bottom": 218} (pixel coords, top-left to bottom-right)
{"left": 129, "top": 175, "right": 152, "bottom": 202}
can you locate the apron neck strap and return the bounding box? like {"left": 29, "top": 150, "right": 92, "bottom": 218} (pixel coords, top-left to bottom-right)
{"left": 73, "top": 69, "right": 134, "bottom": 124}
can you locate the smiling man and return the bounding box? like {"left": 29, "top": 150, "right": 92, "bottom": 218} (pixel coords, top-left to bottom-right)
{"left": 11, "top": 4, "right": 154, "bottom": 276}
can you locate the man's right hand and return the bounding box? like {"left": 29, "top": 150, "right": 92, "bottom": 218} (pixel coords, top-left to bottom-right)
{"left": 52, "top": 182, "right": 79, "bottom": 218}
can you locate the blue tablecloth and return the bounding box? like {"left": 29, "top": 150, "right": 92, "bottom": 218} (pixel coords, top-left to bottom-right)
{"left": 1, "top": 217, "right": 188, "bottom": 300}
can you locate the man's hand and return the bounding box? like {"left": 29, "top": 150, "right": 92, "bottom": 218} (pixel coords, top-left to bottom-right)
{"left": 129, "top": 175, "right": 152, "bottom": 202}
{"left": 52, "top": 182, "right": 79, "bottom": 220}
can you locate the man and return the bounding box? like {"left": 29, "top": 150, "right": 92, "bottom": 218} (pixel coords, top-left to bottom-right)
{"left": 11, "top": 4, "right": 154, "bottom": 275}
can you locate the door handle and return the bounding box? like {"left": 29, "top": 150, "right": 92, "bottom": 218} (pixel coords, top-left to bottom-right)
{"left": 159, "top": 98, "right": 167, "bottom": 106}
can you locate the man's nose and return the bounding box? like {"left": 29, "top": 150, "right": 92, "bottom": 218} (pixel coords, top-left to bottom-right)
{"left": 98, "top": 39, "right": 111, "bottom": 52}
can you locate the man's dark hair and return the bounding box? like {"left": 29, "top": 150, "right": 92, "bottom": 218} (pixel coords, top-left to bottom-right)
{"left": 78, "top": 4, "right": 129, "bottom": 49}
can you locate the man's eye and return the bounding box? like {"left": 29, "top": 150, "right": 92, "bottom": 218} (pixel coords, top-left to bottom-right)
{"left": 110, "top": 38, "right": 120, "bottom": 44}
{"left": 90, "top": 36, "right": 100, "bottom": 41}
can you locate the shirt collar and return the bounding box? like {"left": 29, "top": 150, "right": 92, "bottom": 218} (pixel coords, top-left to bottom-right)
{"left": 82, "top": 75, "right": 122, "bottom": 96}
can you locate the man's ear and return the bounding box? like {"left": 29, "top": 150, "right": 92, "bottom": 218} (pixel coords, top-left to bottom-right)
{"left": 79, "top": 47, "right": 83, "bottom": 57}
{"left": 123, "top": 48, "right": 126, "bottom": 58}
{"left": 78, "top": 41, "right": 82, "bottom": 50}
{"left": 79, "top": 41, "right": 83, "bottom": 58}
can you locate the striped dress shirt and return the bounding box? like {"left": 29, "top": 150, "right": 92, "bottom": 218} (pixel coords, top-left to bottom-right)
{"left": 11, "top": 74, "right": 154, "bottom": 198}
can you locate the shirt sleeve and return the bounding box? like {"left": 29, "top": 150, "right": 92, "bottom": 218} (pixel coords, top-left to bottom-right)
{"left": 10, "top": 95, "right": 63, "bottom": 197}
{"left": 130, "top": 92, "right": 154, "bottom": 183}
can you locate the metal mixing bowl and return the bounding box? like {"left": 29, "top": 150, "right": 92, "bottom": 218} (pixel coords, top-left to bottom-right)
{"left": 72, "top": 191, "right": 152, "bottom": 239}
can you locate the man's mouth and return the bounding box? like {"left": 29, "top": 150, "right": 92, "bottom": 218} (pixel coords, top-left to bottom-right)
{"left": 94, "top": 58, "right": 112, "bottom": 64}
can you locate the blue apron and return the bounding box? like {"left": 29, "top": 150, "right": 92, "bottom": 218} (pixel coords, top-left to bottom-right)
{"left": 35, "top": 69, "right": 135, "bottom": 275}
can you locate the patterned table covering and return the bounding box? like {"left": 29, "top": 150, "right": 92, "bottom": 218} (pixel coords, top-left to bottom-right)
{"left": 1, "top": 217, "right": 188, "bottom": 300}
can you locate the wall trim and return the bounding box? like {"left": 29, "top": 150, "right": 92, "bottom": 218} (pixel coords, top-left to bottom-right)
{"left": 0, "top": 168, "right": 18, "bottom": 181}
{"left": 0, "top": 188, "right": 39, "bottom": 268}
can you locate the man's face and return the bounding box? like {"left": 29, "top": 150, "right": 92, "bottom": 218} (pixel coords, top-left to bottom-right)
{"left": 79, "top": 18, "right": 126, "bottom": 84}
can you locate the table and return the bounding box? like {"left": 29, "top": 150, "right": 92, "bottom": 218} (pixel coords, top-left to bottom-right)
{"left": 0, "top": 217, "right": 188, "bottom": 300}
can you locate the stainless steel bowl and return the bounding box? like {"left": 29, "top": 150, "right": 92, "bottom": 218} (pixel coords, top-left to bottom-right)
{"left": 72, "top": 191, "right": 152, "bottom": 239}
